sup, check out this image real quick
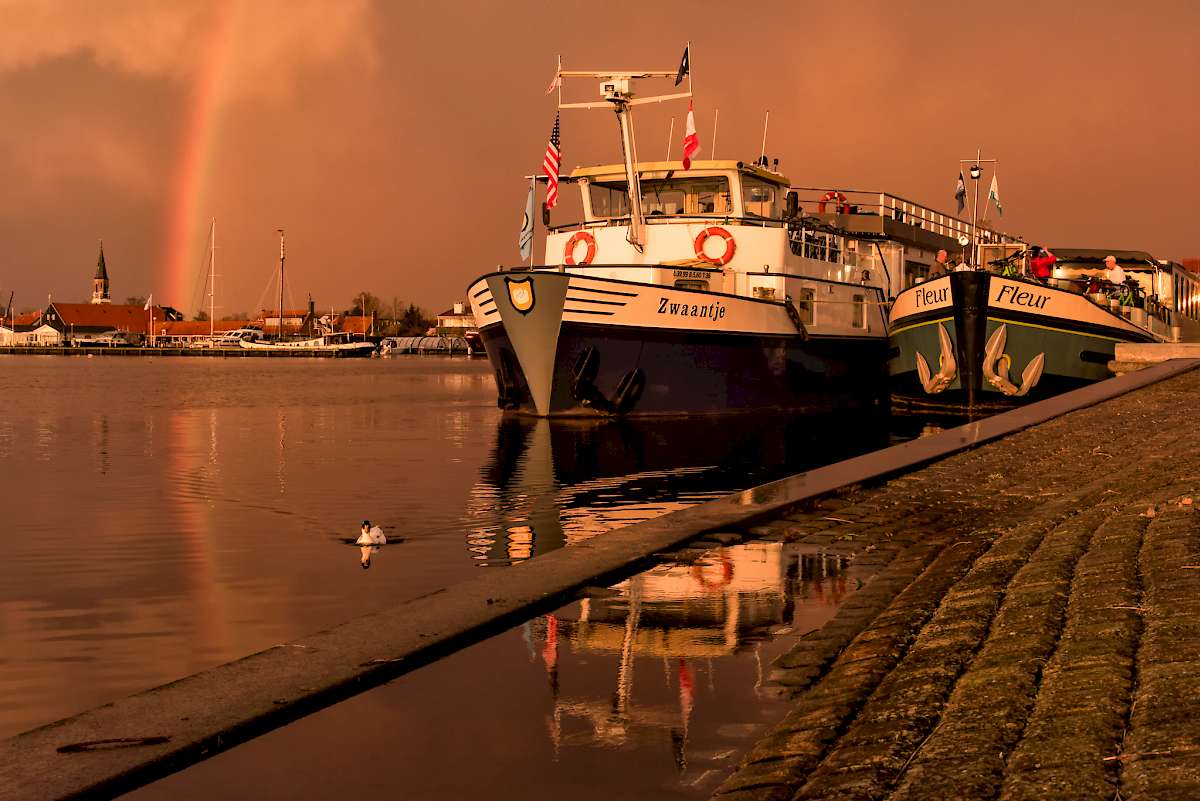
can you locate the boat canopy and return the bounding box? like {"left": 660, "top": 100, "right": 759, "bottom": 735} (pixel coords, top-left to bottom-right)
{"left": 1050, "top": 248, "right": 1158, "bottom": 266}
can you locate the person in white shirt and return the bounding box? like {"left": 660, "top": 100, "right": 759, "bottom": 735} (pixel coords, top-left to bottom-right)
{"left": 1105, "top": 255, "right": 1126, "bottom": 286}
{"left": 357, "top": 520, "right": 386, "bottom": 569}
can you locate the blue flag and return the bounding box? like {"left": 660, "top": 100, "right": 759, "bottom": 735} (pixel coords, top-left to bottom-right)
{"left": 518, "top": 180, "right": 535, "bottom": 261}
{"left": 954, "top": 170, "right": 966, "bottom": 214}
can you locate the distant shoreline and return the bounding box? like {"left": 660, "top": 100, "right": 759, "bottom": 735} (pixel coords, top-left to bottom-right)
{"left": 0, "top": 345, "right": 370, "bottom": 358}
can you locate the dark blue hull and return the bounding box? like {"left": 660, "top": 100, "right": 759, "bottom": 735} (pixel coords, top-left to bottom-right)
{"left": 481, "top": 321, "right": 887, "bottom": 416}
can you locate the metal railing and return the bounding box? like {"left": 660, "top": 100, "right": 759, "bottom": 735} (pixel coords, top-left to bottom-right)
{"left": 789, "top": 187, "right": 1024, "bottom": 246}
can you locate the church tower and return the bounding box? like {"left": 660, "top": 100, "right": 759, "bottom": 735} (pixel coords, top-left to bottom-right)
{"left": 91, "top": 241, "right": 111, "bottom": 304}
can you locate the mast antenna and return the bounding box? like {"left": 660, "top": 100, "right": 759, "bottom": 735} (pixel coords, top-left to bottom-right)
{"left": 759, "top": 110, "right": 770, "bottom": 166}
{"left": 555, "top": 50, "right": 694, "bottom": 251}
{"left": 276, "top": 228, "right": 285, "bottom": 341}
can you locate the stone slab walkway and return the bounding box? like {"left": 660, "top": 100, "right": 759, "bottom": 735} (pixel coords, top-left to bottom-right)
{"left": 712, "top": 369, "right": 1200, "bottom": 801}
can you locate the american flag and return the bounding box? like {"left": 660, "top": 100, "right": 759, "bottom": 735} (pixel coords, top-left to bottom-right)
{"left": 543, "top": 112, "right": 562, "bottom": 209}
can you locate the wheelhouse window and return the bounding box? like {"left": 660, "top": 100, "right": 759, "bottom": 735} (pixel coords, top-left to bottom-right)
{"left": 588, "top": 177, "right": 732, "bottom": 220}
{"left": 589, "top": 182, "right": 630, "bottom": 218}
{"left": 642, "top": 182, "right": 686, "bottom": 215}
{"left": 742, "top": 178, "right": 778, "bottom": 217}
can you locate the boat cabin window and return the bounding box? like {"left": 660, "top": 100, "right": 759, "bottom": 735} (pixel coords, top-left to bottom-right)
{"left": 852, "top": 294, "right": 866, "bottom": 328}
{"left": 588, "top": 177, "right": 732, "bottom": 220}
{"left": 742, "top": 177, "right": 778, "bottom": 217}
{"left": 643, "top": 182, "right": 686, "bottom": 215}
{"left": 674, "top": 278, "right": 709, "bottom": 291}
{"left": 905, "top": 260, "right": 930, "bottom": 288}
{"left": 590, "top": 182, "right": 630, "bottom": 218}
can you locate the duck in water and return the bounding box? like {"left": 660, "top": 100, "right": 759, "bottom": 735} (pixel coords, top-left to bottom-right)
{"left": 357, "top": 520, "right": 386, "bottom": 569}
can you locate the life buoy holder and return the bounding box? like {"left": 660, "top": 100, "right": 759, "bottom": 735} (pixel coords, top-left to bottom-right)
{"left": 692, "top": 554, "right": 734, "bottom": 590}
{"left": 564, "top": 231, "right": 597, "bottom": 265}
{"left": 693, "top": 226, "right": 736, "bottom": 266}
{"left": 817, "top": 191, "right": 849, "bottom": 214}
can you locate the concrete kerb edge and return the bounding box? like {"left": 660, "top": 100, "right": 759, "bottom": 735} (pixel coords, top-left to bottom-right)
{"left": 3, "top": 359, "right": 1197, "bottom": 801}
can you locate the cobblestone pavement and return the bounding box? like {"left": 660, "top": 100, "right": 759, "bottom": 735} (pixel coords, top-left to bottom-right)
{"left": 707, "top": 369, "right": 1200, "bottom": 801}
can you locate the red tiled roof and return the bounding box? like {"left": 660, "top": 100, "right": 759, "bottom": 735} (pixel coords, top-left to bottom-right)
{"left": 48, "top": 303, "right": 168, "bottom": 333}
{"left": 9, "top": 311, "right": 42, "bottom": 326}
{"left": 338, "top": 315, "right": 372, "bottom": 334}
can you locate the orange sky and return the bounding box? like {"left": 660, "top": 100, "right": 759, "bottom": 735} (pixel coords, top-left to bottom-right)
{"left": 0, "top": 0, "right": 1196, "bottom": 315}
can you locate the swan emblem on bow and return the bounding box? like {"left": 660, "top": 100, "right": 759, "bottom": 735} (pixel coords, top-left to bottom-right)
{"left": 914, "top": 323, "right": 957, "bottom": 394}
{"left": 983, "top": 324, "right": 1045, "bottom": 397}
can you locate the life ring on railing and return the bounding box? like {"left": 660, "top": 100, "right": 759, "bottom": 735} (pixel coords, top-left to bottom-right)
{"left": 818, "top": 191, "right": 850, "bottom": 214}
{"left": 693, "top": 226, "right": 736, "bottom": 266}
{"left": 692, "top": 554, "right": 734, "bottom": 590}
{"left": 564, "top": 231, "right": 597, "bottom": 265}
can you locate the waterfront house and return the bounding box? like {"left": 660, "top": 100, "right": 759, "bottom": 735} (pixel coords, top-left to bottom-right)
{"left": 1, "top": 311, "right": 45, "bottom": 345}
{"left": 435, "top": 303, "right": 472, "bottom": 337}
{"left": 260, "top": 307, "right": 316, "bottom": 337}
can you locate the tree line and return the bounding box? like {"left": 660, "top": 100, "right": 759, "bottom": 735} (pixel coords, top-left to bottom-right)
{"left": 192, "top": 291, "right": 435, "bottom": 336}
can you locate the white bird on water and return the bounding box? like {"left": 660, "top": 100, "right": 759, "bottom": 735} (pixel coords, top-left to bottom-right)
{"left": 357, "top": 520, "right": 386, "bottom": 545}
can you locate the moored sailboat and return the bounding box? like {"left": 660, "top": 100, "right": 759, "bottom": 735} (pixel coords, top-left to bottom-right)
{"left": 239, "top": 230, "right": 375, "bottom": 357}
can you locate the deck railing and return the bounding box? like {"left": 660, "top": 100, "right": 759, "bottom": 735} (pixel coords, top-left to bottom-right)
{"left": 789, "top": 187, "right": 1024, "bottom": 246}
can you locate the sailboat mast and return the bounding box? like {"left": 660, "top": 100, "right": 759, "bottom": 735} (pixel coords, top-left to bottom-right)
{"left": 209, "top": 218, "right": 215, "bottom": 339}
{"left": 277, "top": 229, "right": 285, "bottom": 341}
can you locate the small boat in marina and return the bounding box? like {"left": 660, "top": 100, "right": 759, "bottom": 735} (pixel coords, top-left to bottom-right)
{"left": 239, "top": 331, "right": 375, "bottom": 357}
{"left": 888, "top": 248, "right": 1199, "bottom": 411}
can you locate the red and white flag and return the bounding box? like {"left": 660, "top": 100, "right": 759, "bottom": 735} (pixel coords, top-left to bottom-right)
{"left": 545, "top": 70, "right": 561, "bottom": 95}
{"left": 681, "top": 101, "right": 700, "bottom": 170}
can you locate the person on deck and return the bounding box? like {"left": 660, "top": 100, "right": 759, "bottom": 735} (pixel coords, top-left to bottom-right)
{"left": 1029, "top": 246, "right": 1056, "bottom": 282}
{"left": 929, "top": 249, "right": 951, "bottom": 279}
{"left": 1105, "top": 255, "right": 1126, "bottom": 286}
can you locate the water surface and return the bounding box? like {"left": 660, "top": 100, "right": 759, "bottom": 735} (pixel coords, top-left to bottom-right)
{"left": 0, "top": 355, "right": 939, "bottom": 797}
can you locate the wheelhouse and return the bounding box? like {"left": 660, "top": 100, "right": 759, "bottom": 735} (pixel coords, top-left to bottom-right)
{"left": 569, "top": 160, "right": 789, "bottom": 226}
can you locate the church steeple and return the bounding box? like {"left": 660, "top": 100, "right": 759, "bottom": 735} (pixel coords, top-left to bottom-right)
{"left": 91, "top": 240, "right": 111, "bottom": 304}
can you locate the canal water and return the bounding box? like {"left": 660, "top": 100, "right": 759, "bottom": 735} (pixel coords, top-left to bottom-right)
{"left": 0, "top": 357, "right": 944, "bottom": 798}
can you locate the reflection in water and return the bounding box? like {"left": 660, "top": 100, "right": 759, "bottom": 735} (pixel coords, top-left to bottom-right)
{"left": 92, "top": 413, "right": 110, "bottom": 475}
{"left": 530, "top": 542, "right": 851, "bottom": 780}
{"left": 113, "top": 374, "right": 968, "bottom": 801}
{"left": 454, "top": 411, "right": 878, "bottom": 784}
{"left": 465, "top": 412, "right": 895, "bottom": 566}
{"left": 359, "top": 544, "right": 381, "bottom": 569}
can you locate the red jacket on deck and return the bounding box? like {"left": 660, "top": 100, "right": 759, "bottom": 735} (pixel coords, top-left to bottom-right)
{"left": 1030, "top": 252, "right": 1056, "bottom": 280}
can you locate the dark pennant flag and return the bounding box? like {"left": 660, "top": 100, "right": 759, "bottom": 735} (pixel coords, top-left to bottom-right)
{"left": 675, "top": 45, "right": 690, "bottom": 86}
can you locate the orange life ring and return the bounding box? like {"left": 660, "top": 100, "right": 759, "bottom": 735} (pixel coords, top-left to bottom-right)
{"left": 817, "top": 191, "right": 849, "bottom": 214}
{"left": 692, "top": 554, "right": 734, "bottom": 590}
{"left": 693, "top": 226, "right": 736, "bottom": 266}
{"left": 564, "top": 231, "right": 596, "bottom": 265}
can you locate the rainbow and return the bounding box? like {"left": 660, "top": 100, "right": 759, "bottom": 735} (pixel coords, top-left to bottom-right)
{"left": 161, "top": 1, "right": 240, "bottom": 312}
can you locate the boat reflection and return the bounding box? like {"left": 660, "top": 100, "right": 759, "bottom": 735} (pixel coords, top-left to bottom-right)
{"left": 528, "top": 541, "right": 852, "bottom": 774}
{"left": 460, "top": 411, "right": 907, "bottom": 778}
{"left": 464, "top": 411, "right": 893, "bottom": 566}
